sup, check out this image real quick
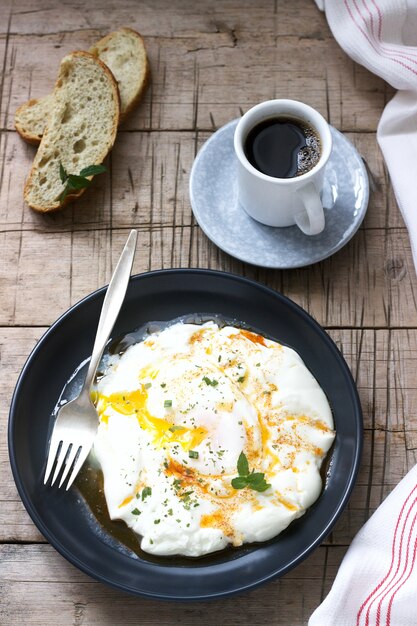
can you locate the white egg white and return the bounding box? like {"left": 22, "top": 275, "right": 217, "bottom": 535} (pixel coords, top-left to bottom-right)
{"left": 92, "top": 322, "right": 335, "bottom": 557}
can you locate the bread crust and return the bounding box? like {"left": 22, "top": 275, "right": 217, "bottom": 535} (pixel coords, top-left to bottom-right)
{"left": 15, "top": 98, "right": 45, "bottom": 144}
{"left": 24, "top": 51, "right": 120, "bottom": 212}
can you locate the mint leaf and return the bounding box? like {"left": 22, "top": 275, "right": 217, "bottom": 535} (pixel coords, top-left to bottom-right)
{"left": 237, "top": 451, "right": 249, "bottom": 477}
{"left": 79, "top": 164, "right": 107, "bottom": 177}
{"left": 59, "top": 162, "right": 67, "bottom": 184}
{"left": 232, "top": 452, "right": 271, "bottom": 493}
{"left": 58, "top": 162, "right": 106, "bottom": 204}
{"left": 59, "top": 186, "right": 71, "bottom": 203}
{"left": 253, "top": 481, "right": 271, "bottom": 492}
{"left": 231, "top": 476, "right": 248, "bottom": 489}
{"left": 246, "top": 472, "right": 265, "bottom": 483}
{"left": 66, "top": 174, "right": 92, "bottom": 190}
{"left": 247, "top": 472, "right": 271, "bottom": 492}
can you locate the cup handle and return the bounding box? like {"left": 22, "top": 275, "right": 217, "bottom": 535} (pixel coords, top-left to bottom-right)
{"left": 294, "top": 182, "right": 325, "bottom": 236}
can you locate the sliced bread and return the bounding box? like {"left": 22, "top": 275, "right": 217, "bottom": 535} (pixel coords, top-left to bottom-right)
{"left": 15, "top": 28, "right": 149, "bottom": 144}
{"left": 90, "top": 28, "right": 149, "bottom": 122}
{"left": 15, "top": 94, "right": 54, "bottom": 145}
{"left": 24, "top": 51, "right": 120, "bottom": 212}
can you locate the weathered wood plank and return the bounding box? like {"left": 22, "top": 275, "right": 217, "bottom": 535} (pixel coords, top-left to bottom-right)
{"left": 1, "top": 226, "right": 416, "bottom": 327}
{"left": 1, "top": 2, "right": 391, "bottom": 133}
{"left": 0, "top": 543, "right": 345, "bottom": 626}
{"left": 0, "top": 130, "right": 403, "bottom": 234}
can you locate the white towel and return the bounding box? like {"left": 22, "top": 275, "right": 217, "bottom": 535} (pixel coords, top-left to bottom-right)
{"left": 310, "top": 3, "right": 417, "bottom": 623}
{"left": 309, "top": 464, "right": 417, "bottom": 625}
{"left": 317, "top": 0, "right": 417, "bottom": 271}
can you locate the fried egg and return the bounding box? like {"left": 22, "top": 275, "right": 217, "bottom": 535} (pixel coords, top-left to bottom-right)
{"left": 92, "top": 322, "right": 335, "bottom": 557}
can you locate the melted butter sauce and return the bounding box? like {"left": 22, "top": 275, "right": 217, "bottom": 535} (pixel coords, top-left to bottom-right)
{"left": 57, "top": 313, "right": 335, "bottom": 564}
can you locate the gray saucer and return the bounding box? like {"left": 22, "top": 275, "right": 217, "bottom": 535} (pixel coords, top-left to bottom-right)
{"left": 189, "top": 119, "right": 369, "bottom": 268}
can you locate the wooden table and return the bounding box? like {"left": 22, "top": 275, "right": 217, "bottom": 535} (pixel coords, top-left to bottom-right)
{"left": 1, "top": 1, "right": 414, "bottom": 624}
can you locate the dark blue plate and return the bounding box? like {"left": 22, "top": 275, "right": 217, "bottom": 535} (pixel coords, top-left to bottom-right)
{"left": 8, "top": 269, "right": 362, "bottom": 600}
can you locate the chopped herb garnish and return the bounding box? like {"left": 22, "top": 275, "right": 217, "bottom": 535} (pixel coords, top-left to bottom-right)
{"left": 160, "top": 383, "right": 166, "bottom": 388}
{"left": 168, "top": 508, "right": 173, "bottom": 516}
{"left": 237, "top": 376, "right": 245, "bottom": 383}
{"left": 256, "top": 362, "right": 261, "bottom": 367}
{"left": 189, "top": 450, "right": 199, "bottom": 459}
{"left": 203, "top": 376, "right": 218, "bottom": 387}
{"left": 144, "top": 382, "right": 152, "bottom": 389}
{"left": 169, "top": 425, "right": 184, "bottom": 432}
{"left": 231, "top": 451, "right": 271, "bottom": 493}
{"left": 154, "top": 519, "right": 161, "bottom": 524}
{"left": 141, "top": 486, "right": 152, "bottom": 501}
{"left": 164, "top": 399, "right": 173, "bottom": 408}
{"left": 131, "top": 508, "right": 141, "bottom": 515}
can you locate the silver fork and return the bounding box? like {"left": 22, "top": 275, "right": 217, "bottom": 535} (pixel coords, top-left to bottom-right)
{"left": 44, "top": 229, "right": 138, "bottom": 490}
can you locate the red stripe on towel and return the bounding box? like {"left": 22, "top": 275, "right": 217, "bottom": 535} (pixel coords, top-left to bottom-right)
{"left": 344, "top": 0, "right": 417, "bottom": 75}
{"left": 355, "top": 485, "right": 417, "bottom": 626}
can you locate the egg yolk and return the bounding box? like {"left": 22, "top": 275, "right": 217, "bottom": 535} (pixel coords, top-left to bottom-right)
{"left": 96, "top": 388, "right": 207, "bottom": 451}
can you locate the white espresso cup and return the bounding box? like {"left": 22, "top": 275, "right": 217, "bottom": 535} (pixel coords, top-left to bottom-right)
{"left": 234, "top": 99, "right": 332, "bottom": 235}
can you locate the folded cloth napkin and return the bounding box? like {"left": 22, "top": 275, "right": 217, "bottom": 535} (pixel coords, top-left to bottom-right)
{"left": 309, "top": 464, "right": 417, "bottom": 625}
{"left": 315, "top": 0, "right": 417, "bottom": 272}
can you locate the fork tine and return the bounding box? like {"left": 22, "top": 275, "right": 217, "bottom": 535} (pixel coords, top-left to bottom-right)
{"left": 65, "top": 446, "right": 89, "bottom": 491}
{"left": 59, "top": 444, "right": 81, "bottom": 488}
{"left": 51, "top": 441, "right": 70, "bottom": 486}
{"left": 44, "top": 432, "right": 62, "bottom": 485}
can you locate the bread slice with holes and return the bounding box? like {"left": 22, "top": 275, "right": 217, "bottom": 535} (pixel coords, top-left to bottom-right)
{"left": 24, "top": 51, "right": 120, "bottom": 212}
{"left": 90, "top": 28, "right": 149, "bottom": 122}
{"left": 15, "top": 28, "right": 149, "bottom": 144}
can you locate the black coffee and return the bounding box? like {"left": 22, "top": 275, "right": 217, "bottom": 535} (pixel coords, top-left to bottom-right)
{"left": 244, "top": 116, "right": 321, "bottom": 178}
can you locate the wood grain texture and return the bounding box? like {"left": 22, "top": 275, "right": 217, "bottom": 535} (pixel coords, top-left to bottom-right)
{"left": 0, "top": 543, "right": 346, "bottom": 626}
{"left": 1, "top": 0, "right": 416, "bottom": 624}
{"left": 1, "top": 1, "right": 392, "bottom": 133}
{"left": 1, "top": 226, "right": 416, "bottom": 327}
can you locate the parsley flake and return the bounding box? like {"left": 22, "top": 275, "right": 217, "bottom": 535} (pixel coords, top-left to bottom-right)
{"left": 169, "top": 425, "right": 184, "bottom": 432}
{"left": 203, "top": 376, "right": 218, "bottom": 387}
{"left": 141, "top": 486, "right": 152, "bottom": 501}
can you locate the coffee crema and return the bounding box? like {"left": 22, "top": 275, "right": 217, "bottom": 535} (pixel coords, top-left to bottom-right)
{"left": 244, "top": 116, "right": 321, "bottom": 179}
